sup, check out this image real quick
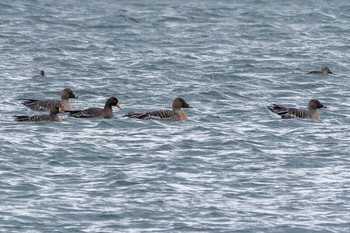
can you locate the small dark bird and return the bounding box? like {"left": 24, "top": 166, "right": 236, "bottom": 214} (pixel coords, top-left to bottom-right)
{"left": 32, "top": 70, "right": 46, "bottom": 78}
{"left": 307, "top": 66, "right": 333, "bottom": 75}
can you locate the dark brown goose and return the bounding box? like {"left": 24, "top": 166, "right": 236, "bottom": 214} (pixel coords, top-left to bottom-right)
{"left": 14, "top": 106, "right": 61, "bottom": 122}
{"left": 267, "top": 99, "right": 326, "bottom": 119}
{"left": 67, "top": 97, "right": 121, "bottom": 119}
{"left": 307, "top": 66, "right": 333, "bottom": 75}
{"left": 22, "top": 88, "right": 77, "bottom": 112}
{"left": 125, "top": 97, "right": 192, "bottom": 121}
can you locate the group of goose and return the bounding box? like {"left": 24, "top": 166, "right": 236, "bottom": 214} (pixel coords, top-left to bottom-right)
{"left": 14, "top": 86, "right": 192, "bottom": 122}
{"left": 14, "top": 66, "right": 332, "bottom": 122}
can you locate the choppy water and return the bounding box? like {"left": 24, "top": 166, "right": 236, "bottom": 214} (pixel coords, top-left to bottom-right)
{"left": 1, "top": 0, "right": 350, "bottom": 232}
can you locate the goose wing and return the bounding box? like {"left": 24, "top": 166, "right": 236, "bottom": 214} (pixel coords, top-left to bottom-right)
{"left": 267, "top": 104, "right": 311, "bottom": 119}
{"left": 68, "top": 107, "right": 104, "bottom": 118}
{"left": 125, "top": 110, "right": 180, "bottom": 121}
{"left": 14, "top": 114, "right": 53, "bottom": 122}
{"left": 267, "top": 104, "right": 291, "bottom": 117}
{"left": 23, "top": 99, "right": 60, "bottom": 111}
{"left": 285, "top": 108, "right": 310, "bottom": 119}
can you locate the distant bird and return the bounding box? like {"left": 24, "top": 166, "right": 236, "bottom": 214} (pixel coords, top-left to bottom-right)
{"left": 267, "top": 99, "right": 326, "bottom": 119}
{"left": 125, "top": 97, "right": 192, "bottom": 121}
{"left": 67, "top": 97, "right": 121, "bottom": 119}
{"left": 14, "top": 106, "right": 61, "bottom": 122}
{"left": 32, "top": 70, "right": 46, "bottom": 78}
{"left": 307, "top": 66, "right": 333, "bottom": 75}
{"left": 22, "top": 88, "right": 77, "bottom": 112}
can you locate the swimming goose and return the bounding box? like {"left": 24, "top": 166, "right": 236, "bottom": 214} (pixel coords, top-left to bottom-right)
{"left": 67, "top": 97, "right": 121, "bottom": 119}
{"left": 125, "top": 97, "right": 192, "bottom": 121}
{"left": 267, "top": 99, "right": 326, "bottom": 119}
{"left": 14, "top": 106, "right": 61, "bottom": 122}
{"left": 22, "top": 88, "right": 77, "bottom": 112}
{"left": 307, "top": 66, "right": 333, "bottom": 75}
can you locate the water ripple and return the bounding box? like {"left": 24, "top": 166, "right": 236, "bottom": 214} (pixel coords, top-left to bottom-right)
{"left": 1, "top": 0, "right": 350, "bottom": 232}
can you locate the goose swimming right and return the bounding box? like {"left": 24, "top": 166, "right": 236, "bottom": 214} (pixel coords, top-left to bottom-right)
{"left": 267, "top": 99, "right": 326, "bottom": 119}
{"left": 67, "top": 96, "right": 121, "bottom": 119}
{"left": 307, "top": 66, "right": 333, "bottom": 75}
{"left": 14, "top": 106, "right": 61, "bottom": 122}
{"left": 32, "top": 70, "right": 46, "bottom": 78}
{"left": 22, "top": 88, "right": 77, "bottom": 112}
{"left": 124, "top": 97, "right": 192, "bottom": 121}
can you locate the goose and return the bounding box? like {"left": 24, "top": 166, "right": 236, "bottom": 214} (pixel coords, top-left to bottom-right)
{"left": 22, "top": 88, "right": 77, "bottom": 112}
{"left": 14, "top": 106, "right": 61, "bottom": 122}
{"left": 67, "top": 97, "right": 121, "bottom": 119}
{"left": 307, "top": 66, "right": 333, "bottom": 75}
{"left": 125, "top": 97, "right": 192, "bottom": 121}
{"left": 267, "top": 99, "right": 326, "bottom": 119}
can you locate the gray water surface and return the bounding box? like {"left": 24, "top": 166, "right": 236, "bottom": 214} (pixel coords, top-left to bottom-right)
{"left": 1, "top": 0, "right": 350, "bottom": 232}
